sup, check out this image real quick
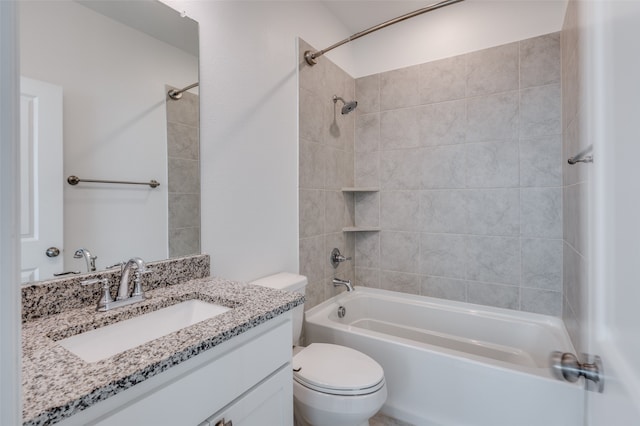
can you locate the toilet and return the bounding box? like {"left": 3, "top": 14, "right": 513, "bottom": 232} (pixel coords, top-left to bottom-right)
{"left": 251, "top": 273, "right": 387, "bottom": 426}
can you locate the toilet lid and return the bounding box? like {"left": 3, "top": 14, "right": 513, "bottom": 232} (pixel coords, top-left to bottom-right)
{"left": 292, "top": 343, "right": 385, "bottom": 396}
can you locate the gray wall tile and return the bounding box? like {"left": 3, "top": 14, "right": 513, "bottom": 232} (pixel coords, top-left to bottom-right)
{"left": 168, "top": 193, "right": 200, "bottom": 229}
{"left": 168, "top": 227, "right": 200, "bottom": 258}
{"left": 326, "top": 147, "right": 354, "bottom": 189}
{"left": 380, "top": 107, "right": 421, "bottom": 149}
{"left": 467, "top": 281, "right": 519, "bottom": 310}
{"left": 419, "top": 100, "right": 466, "bottom": 146}
{"left": 380, "top": 270, "right": 420, "bottom": 294}
{"left": 355, "top": 192, "right": 380, "bottom": 228}
{"left": 522, "top": 238, "right": 563, "bottom": 291}
{"left": 325, "top": 191, "right": 354, "bottom": 233}
{"left": 380, "top": 65, "right": 420, "bottom": 110}
{"left": 466, "top": 236, "right": 520, "bottom": 285}
{"left": 520, "top": 32, "right": 561, "bottom": 89}
{"left": 466, "top": 189, "right": 520, "bottom": 236}
{"left": 355, "top": 232, "right": 380, "bottom": 269}
{"left": 355, "top": 267, "right": 380, "bottom": 288}
{"left": 380, "top": 191, "right": 420, "bottom": 231}
{"left": 299, "top": 138, "right": 326, "bottom": 189}
{"left": 355, "top": 151, "right": 380, "bottom": 188}
{"left": 466, "top": 42, "right": 519, "bottom": 97}
{"left": 299, "top": 189, "right": 324, "bottom": 238}
{"left": 521, "top": 288, "right": 562, "bottom": 316}
{"left": 419, "top": 233, "right": 467, "bottom": 279}
{"left": 419, "top": 55, "right": 466, "bottom": 104}
{"left": 520, "top": 84, "right": 561, "bottom": 139}
{"left": 380, "top": 148, "right": 422, "bottom": 189}
{"left": 420, "top": 276, "right": 467, "bottom": 302}
{"left": 421, "top": 145, "right": 466, "bottom": 189}
{"left": 355, "top": 113, "right": 380, "bottom": 152}
{"left": 419, "top": 190, "right": 468, "bottom": 233}
{"left": 380, "top": 231, "right": 419, "bottom": 273}
{"left": 520, "top": 135, "right": 562, "bottom": 187}
{"left": 168, "top": 158, "right": 199, "bottom": 193}
{"left": 299, "top": 87, "right": 324, "bottom": 143}
{"left": 521, "top": 187, "right": 562, "bottom": 238}
{"left": 467, "top": 91, "right": 519, "bottom": 142}
{"left": 355, "top": 74, "right": 380, "bottom": 114}
{"left": 465, "top": 140, "right": 519, "bottom": 188}
{"left": 167, "top": 122, "right": 198, "bottom": 160}
{"left": 299, "top": 236, "right": 325, "bottom": 285}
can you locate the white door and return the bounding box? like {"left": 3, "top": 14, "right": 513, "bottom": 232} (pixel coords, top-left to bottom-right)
{"left": 20, "top": 77, "right": 63, "bottom": 283}
{"left": 584, "top": 0, "right": 640, "bottom": 423}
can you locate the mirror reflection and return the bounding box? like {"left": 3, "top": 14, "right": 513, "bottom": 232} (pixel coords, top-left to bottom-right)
{"left": 19, "top": 0, "right": 200, "bottom": 284}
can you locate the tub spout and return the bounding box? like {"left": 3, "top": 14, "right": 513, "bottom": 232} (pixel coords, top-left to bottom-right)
{"left": 333, "top": 277, "right": 354, "bottom": 292}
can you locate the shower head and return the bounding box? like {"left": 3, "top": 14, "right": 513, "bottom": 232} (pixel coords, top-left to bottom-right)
{"left": 333, "top": 95, "right": 358, "bottom": 115}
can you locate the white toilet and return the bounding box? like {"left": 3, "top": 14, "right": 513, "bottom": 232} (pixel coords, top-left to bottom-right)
{"left": 251, "top": 273, "right": 387, "bottom": 426}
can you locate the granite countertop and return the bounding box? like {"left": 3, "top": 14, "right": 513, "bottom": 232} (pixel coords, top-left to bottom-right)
{"left": 22, "top": 277, "right": 303, "bottom": 426}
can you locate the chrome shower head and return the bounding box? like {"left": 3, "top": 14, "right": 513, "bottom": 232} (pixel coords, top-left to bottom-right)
{"left": 333, "top": 95, "right": 358, "bottom": 115}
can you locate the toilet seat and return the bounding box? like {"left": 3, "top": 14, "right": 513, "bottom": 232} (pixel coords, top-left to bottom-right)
{"left": 293, "top": 343, "right": 385, "bottom": 396}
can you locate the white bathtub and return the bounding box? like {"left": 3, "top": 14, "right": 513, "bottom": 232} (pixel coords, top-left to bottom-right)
{"left": 304, "top": 287, "right": 584, "bottom": 426}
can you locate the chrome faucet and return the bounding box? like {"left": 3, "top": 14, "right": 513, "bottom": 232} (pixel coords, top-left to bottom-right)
{"left": 74, "top": 248, "right": 97, "bottom": 272}
{"left": 82, "top": 257, "right": 151, "bottom": 312}
{"left": 117, "top": 257, "right": 148, "bottom": 301}
{"left": 333, "top": 277, "right": 354, "bottom": 292}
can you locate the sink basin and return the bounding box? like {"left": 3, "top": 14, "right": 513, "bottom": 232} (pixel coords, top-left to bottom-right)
{"left": 57, "top": 299, "right": 230, "bottom": 362}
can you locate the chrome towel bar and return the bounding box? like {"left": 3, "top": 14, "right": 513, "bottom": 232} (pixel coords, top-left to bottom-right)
{"left": 67, "top": 175, "right": 160, "bottom": 188}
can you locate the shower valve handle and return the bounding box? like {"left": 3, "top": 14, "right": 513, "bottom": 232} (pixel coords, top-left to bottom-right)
{"left": 331, "top": 248, "right": 352, "bottom": 268}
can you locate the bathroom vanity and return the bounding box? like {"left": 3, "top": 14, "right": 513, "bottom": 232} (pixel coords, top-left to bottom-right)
{"left": 21, "top": 269, "right": 302, "bottom": 426}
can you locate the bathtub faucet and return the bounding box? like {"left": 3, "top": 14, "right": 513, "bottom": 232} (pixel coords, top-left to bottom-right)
{"left": 333, "top": 277, "right": 354, "bottom": 292}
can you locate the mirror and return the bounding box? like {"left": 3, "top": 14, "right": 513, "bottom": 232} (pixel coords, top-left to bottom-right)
{"left": 19, "top": 0, "right": 200, "bottom": 284}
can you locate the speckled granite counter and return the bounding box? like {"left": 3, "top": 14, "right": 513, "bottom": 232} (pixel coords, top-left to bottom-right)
{"left": 22, "top": 276, "right": 304, "bottom": 426}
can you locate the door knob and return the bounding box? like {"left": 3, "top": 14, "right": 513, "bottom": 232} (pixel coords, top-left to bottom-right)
{"left": 46, "top": 247, "right": 60, "bottom": 257}
{"left": 550, "top": 351, "right": 604, "bottom": 392}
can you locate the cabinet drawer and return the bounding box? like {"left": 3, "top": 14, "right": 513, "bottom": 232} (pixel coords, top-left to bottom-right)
{"left": 200, "top": 366, "right": 293, "bottom": 426}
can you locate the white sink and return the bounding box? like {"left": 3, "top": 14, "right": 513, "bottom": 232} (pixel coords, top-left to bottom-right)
{"left": 57, "top": 299, "right": 230, "bottom": 362}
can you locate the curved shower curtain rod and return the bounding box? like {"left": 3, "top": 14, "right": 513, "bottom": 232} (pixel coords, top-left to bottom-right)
{"left": 304, "top": 0, "right": 465, "bottom": 66}
{"left": 168, "top": 82, "right": 199, "bottom": 100}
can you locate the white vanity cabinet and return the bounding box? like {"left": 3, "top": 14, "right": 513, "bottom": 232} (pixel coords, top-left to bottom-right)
{"left": 57, "top": 313, "right": 293, "bottom": 426}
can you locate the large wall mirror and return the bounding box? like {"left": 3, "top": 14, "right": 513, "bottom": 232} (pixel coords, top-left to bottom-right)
{"left": 19, "top": 0, "right": 200, "bottom": 284}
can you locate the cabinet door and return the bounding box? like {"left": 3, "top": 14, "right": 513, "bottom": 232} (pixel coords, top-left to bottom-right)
{"left": 204, "top": 367, "right": 293, "bottom": 426}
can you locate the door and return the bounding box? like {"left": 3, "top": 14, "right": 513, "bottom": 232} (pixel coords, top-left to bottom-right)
{"left": 584, "top": 0, "right": 640, "bottom": 423}
{"left": 20, "top": 77, "right": 63, "bottom": 282}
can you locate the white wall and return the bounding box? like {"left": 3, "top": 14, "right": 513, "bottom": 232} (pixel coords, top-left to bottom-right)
{"left": 20, "top": 1, "right": 197, "bottom": 272}
{"left": 162, "top": 1, "right": 354, "bottom": 281}
{"left": 347, "top": 0, "right": 568, "bottom": 77}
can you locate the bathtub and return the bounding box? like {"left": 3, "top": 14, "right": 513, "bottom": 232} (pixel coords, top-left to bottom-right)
{"left": 304, "top": 287, "right": 584, "bottom": 426}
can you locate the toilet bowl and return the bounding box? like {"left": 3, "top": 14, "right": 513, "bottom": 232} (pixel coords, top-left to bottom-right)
{"left": 251, "top": 273, "right": 387, "bottom": 426}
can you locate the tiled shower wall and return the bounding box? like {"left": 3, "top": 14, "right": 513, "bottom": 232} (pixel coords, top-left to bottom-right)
{"left": 166, "top": 86, "right": 201, "bottom": 257}
{"left": 561, "top": 0, "right": 588, "bottom": 351}
{"left": 298, "top": 39, "right": 356, "bottom": 310}
{"left": 353, "top": 33, "right": 563, "bottom": 316}
{"left": 299, "top": 33, "right": 564, "bottom": 316}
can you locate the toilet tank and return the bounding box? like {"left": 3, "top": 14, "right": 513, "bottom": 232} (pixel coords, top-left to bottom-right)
{"left": 250, "top": 273, "right": 306, "bottom": 346}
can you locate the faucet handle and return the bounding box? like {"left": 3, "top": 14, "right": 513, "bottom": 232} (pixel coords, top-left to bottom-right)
{"left": 81, "top": 278, "right": 114, "bottom": 312}
{"left": 330, "top": 248, "right": 352, "bottom": 268}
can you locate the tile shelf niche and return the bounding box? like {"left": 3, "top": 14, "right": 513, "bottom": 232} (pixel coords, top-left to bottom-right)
{"left": 341, "top": 187, "right": 380, "bottom": 232}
